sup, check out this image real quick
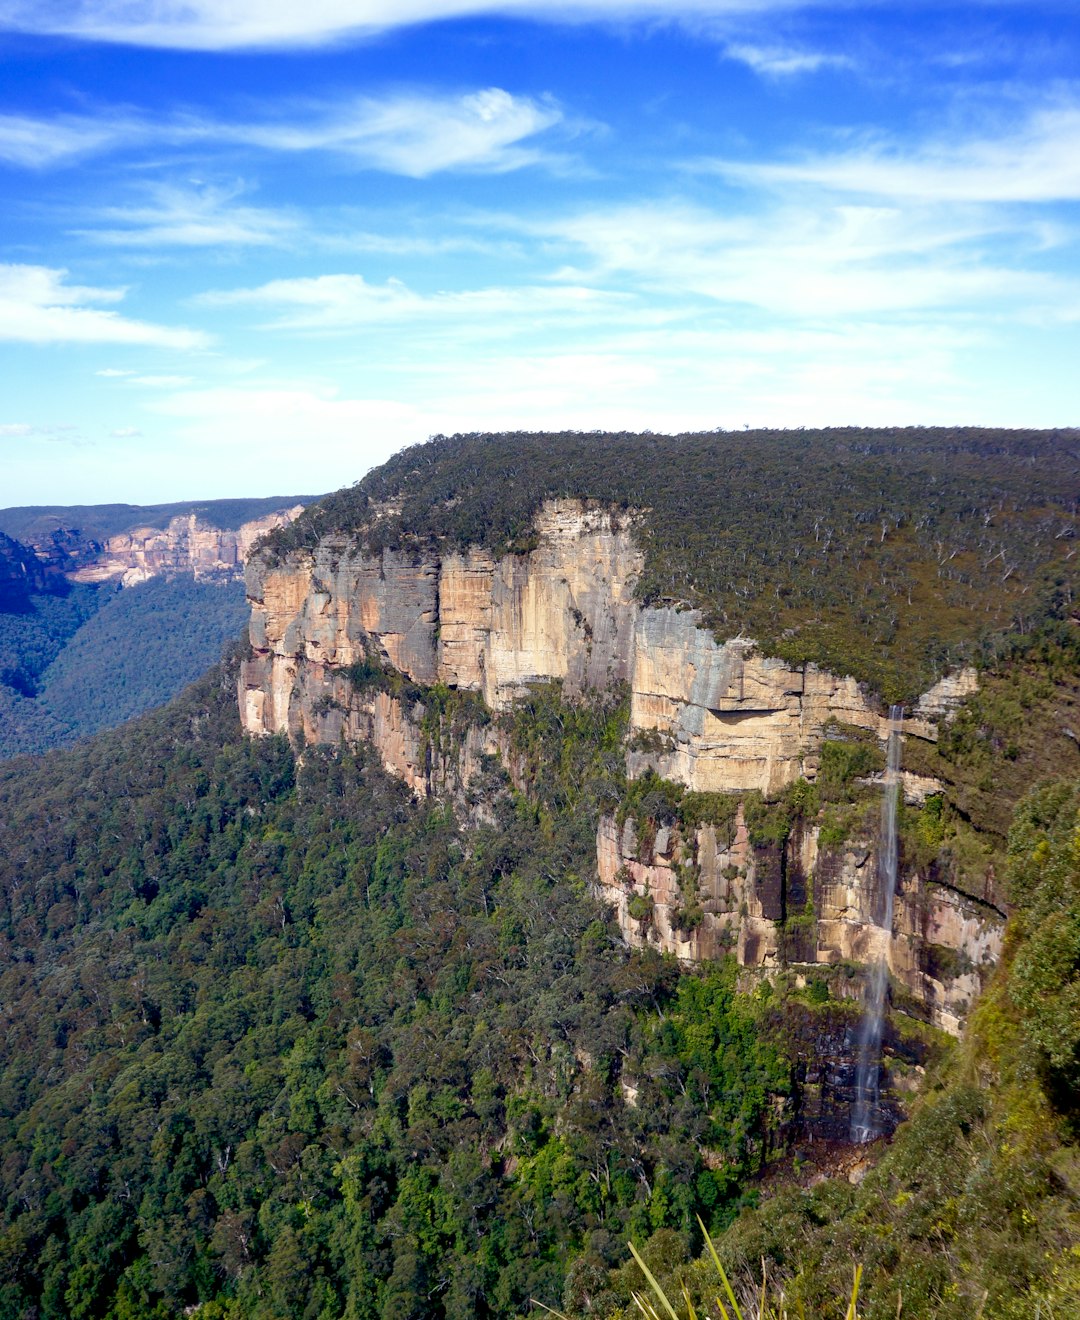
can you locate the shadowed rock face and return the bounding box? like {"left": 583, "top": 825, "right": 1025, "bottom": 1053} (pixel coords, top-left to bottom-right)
{"left": 0, "top": 532, "right": 48, "bottom": 608}
{"left": 239, "top": 497, "right": 999, "bottom": 1035}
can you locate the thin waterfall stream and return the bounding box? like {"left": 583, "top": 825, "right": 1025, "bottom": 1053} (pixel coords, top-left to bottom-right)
{"left": 850, "top": 703, "right": 904, "bottom": 1144}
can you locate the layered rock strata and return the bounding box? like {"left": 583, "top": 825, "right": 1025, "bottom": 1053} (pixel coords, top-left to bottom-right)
{"left": 594, "top": 808, "right": 1002, "bottom": 1036}
{"left": 239, "top": 498, "right": 996, "bottom": 1032}
{"left": 68, "top": 508, "right": 305, "bottom": 587}
{"left": 242, "top": 500, "right": 967, "bottom": 789}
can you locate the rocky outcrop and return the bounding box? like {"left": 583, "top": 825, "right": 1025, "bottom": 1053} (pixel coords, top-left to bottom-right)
{"left": 242, "top": 502, "right": 640, "bottom": 717}
{"left": 69, "top": 508, "right": 305, "bottom": 587}
{"left": 239, "top": 497, "right": 997, "bottom": 1034}
{"left": 242, "top": 500, "right": 967, "bottom": 787}
{"left": 627, "top": 622, "right": 886, "bottom": 796}
{"left": 594, "top": 807, "right": 1003, "bottom": 1035}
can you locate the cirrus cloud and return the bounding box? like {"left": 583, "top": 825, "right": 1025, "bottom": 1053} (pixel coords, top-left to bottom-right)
{"left": 698, "top": 102, "right": 1080, "bottom": 203}
{"left": 195, "top": 270, "right": 626, "bottom": 330}
{"left": 0, "top": 88, "right": 567, "bottom": 178}
{"left": 0, "top": 1, "right": 852, "bottom": 51}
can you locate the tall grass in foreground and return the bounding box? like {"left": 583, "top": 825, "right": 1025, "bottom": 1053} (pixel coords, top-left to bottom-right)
{"left": 534, "top": 1216, "right": 864, "bottom": 1320}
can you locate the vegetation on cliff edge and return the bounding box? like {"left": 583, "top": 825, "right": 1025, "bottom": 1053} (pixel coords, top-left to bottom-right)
{"left": 575, "top": 776, "right": 1080, "bottom": 1320}
{"left": 260, "top": 428, "right": 1079, "bottom": 704}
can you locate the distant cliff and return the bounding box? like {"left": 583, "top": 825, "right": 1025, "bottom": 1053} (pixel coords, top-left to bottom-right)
{"left": 0, "top": 496, "right": 312, "bottom": 587}
{"left": 0, "top": 531, "right": 48, "bottom": 608}
{"left": 0, "top": 498, "right": 309, "bottom": 759}
{"left": 67, "top": 508, "right": 306, "bottom": 586}
{"left": 241, "top": 497, "right": 999, "bottom": 1036}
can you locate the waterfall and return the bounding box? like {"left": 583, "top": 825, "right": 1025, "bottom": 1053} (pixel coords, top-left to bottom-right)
{"left": 850, "top": 704, "right": 904, "bottom": 1144}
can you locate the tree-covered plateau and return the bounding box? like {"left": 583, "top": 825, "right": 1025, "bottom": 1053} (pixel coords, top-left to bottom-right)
{"left": 264, "top": 428, "right": 1079, "bottom": 703}
{"left": 0, "top": 496, "right": 317, "bottom": 544}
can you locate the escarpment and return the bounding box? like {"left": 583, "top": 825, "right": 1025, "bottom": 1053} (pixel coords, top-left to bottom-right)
{"left": 67, "top": 507, "right": 306, "bottom": 586}
{"left": 240, "top": 498, "right": 1002, "bottom": 1034}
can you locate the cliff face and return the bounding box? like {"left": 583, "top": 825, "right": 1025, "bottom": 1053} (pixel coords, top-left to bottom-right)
{"left": 594, "top": 808, "right": 1001, "bottom": 1037}
{"left": 242, "top": 500, "right": 935, "bottom": 786}
{"left": 243, "top": 502, "right": 639, "bottom": 709}
{"left": 0, "top": 532, "right": 48, "bottom": 608}
{"left": 66, "top": 508, "right": 305, "bottom": 587}
{"left": 240, "top": 498, "right": 998, "bottom": 1033}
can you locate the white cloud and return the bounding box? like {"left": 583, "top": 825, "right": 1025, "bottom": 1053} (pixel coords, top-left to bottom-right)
{"left": 79, "top": 182, "right": 301, "bottom": 248}
{"left": 723, "top": 42, "right": 853, "bottom": 76}
{"left": 109, "top": 426, "right": 143, "bottom": 437}
{"left": 0, "top": 111, "right": 140, "bottom": 168}
{"left": 196, "top": 271, "right": 625, "bottom": 329}
{"left": 233, "top": 88, "right": 565, "bottom": 176}
{"left": 0, "top": 422, "right": 34, "bottom": 436}
{"left": 533, "top": 199, "right": 1073, "bottom": 319}
{"left": 1, "top": 89, "right": 566, "bottom": 178}
{"left": 702, "top": 103, "right": 1080, "bottom": 203}
{"left": 0, "top": 2, "right": 820, "bottom": 51}
{"left": 0, "top": 264, "right": 208, "bottom": 348}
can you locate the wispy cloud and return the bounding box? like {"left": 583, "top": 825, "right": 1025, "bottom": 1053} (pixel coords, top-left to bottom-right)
{"left": 0, "top": 88, "right": 566, "bottom": 177}
{"left": 0, "top": 420, "right": 82, "bottom": 443}
{"left": 0, "top": 264, "right": 208, "bottom": 348}
{"left": 196, "top": 271, "right": 626, "bottom": 329}
{"left": 0, "top": 2, "right": 825, "bottom": 51}
{"left": 0, "top": 111, "right": 141, "bottom": 168}
{"left": 723, "top": 42, "right": 853, "bottom": 76}
{"left": 530, "top": 199, "right": 1070, "bottom": 319}
{"left": 699, "top": 102, "right": 1080, "bottom": 202}
{"left": 234, "top": 88, "right": 566, "bottom": 176}
{"left": 77, "top": 182, "right": 301, "bottom": 248}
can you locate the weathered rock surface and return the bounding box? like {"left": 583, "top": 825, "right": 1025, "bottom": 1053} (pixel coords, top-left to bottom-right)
{"left": 243, "top": 502, "right": 640, "bottom": 717}
{"left": 594, "top": 807, "right": 1003, "bottom": 1035}
{"left": 239, "top": 497, "right": 999, "bottom": 1034}
{"left": 67, "top": 508, "right": 305, "bottom": 587}
{"left": 242, "top": 500, "right": 966, "bottom": 785}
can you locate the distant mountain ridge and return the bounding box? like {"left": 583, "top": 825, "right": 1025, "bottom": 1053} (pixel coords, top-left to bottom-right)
{"left": 0, "top": 494, "right": 314, "bottom": 758}
{"left": 0, "top": 494, "right": 320, "bottom": 543}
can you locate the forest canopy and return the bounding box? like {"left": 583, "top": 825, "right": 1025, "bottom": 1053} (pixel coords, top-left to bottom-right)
{"left": 263, "top": 428, "right": 1080, "bottom": 702}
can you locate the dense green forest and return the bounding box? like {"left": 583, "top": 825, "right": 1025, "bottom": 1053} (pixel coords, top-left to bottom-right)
{"left": 0, "top": 496, "right": 316, "bottom": 544}
{"left": 264, "top": 428, "right": 1079, "bottom": 702}
{"left": 39, "top": 576, "right": 249, "bottom": 742}
{"left": 2, "top": 433, "right": 1078, "bottom": 1318}
{"left": 0, "top": 655, "right": 820, "bottom": 1320}
{"left": 0, "top": 573, "right": 105, "bottom": 755}
{"left": 0, "top": 577, "right": 248, "bottom": 758}
{"left": 0, "top": 636, "right": 1076, "bottom": 1318}
{"left": 577, "top": 777, "right": 1080, "bottom": 1320}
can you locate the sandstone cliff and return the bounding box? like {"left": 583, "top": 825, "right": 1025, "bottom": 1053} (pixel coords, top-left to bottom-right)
{"left": 67, "top": 507, "right": 305, "bottom": 587}
{"left": 239, "top": 498, "right": 997, "bottom": 1033}
{"left": 594, "top": 806, "right": 1001, "bottom": 1037}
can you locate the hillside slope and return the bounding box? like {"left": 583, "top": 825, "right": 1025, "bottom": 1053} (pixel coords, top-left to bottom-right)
{"left": 0, "top": 496, "right": 310, "bottom": 758}
{"left": 0, "top": 432, "right": 1077, "bottom": 1318}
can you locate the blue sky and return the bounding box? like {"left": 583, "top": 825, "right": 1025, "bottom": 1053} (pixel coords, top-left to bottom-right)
{"left": 1, "top": 1, "right": 1078, "bottom": 505}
